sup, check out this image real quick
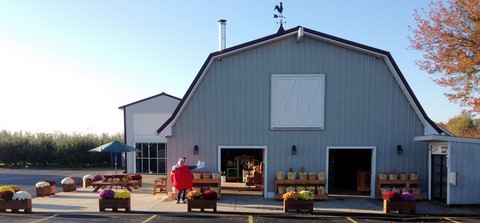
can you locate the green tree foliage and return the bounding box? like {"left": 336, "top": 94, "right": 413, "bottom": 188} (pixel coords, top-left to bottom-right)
{"left": 0, "top": 130, "right": 122, "bottom": 168}
{"left": 438, "top": 111, "right": 480, "bottom": 137}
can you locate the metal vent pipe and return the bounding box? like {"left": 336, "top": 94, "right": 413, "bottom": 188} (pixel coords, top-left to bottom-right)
{"left": 218, "top": 19, "right": 226, "bottom": 51}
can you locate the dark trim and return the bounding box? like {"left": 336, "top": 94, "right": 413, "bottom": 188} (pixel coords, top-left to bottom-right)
{"left": 122, "top": 108, "right": 128, "bottom": 173}
{"left": 156, "top": 26, "right": 443, "bottom": 135}
{"left": 118, "top": 92, "right": 181, "bottom": 109}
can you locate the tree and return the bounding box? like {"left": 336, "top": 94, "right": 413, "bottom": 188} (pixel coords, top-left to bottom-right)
{"left": 410, "top": 0, "right": 480, "bottom": 112}
{"left": 438, "top": 111, "right": 480, "bottom": 137}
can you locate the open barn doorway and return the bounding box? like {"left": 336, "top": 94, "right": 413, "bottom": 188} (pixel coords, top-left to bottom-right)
{"left": 218, "top": 146, "right": 265, "bottom": 197}
{"left": 327, "top": 147, "right": 374, "bottom": 197}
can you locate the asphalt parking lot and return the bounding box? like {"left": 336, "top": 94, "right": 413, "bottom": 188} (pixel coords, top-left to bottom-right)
{"left": 1, "top": 212, "right": 479, "bottom": 223}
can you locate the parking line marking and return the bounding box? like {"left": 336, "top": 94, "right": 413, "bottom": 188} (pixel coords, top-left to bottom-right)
{"left": 30, "top": 214, "right": 58, "bottom": 223}
{"left": 443, "top": 217, "right": 461, "bottom": 223}
{"left": 346, "top": 217, "right": 358, "bottom": 223}
{"left": 142, "top": 214, "right": 157, "bottom": 223}
{"left": 249, "top": 215, "right": 253, "bottom": 223}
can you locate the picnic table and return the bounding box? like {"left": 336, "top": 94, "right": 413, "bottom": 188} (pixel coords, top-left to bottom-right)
{"left": 92, "top": 174, "right": 138, "bottom": 192}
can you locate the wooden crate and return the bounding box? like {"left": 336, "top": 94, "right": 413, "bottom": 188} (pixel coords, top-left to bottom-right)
{"left": 357, "top": 171, "right": 371, "bottom": 192}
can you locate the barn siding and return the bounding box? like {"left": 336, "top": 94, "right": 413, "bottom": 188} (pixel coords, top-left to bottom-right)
{"left": 168, "top": 35, "right": 428, "bottom": 194}
{"left": 448, "top": 142, "right": 480, "bottom": 205}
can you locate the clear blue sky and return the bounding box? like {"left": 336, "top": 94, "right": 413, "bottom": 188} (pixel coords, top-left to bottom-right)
{"left": 0, "top": 0, "right": 462, "bottom": 135}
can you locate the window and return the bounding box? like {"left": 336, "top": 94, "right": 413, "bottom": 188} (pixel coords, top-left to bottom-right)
{"left": 271, "top": 74, "right": 325, "bottom": 129}
{"left": 135, "top": 143, "right": 167, "bottom": 174}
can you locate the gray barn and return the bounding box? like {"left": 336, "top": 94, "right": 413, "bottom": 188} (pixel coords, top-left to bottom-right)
{"left": 156, "top": 26, "right": 480, "bottom": 205}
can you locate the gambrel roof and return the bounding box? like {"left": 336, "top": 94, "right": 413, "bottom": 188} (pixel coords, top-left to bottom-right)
{"left": 156, "top": 26, "right": 445, "bottom": 136}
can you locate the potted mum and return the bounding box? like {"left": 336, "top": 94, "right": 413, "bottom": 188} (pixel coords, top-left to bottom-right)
{"left": 383, "top": 191, "right": 416, "bottom": 213}
{"left": 83, "top": 175, "right": 94, "bottom": 188}
{"left": 186, "top": 189, "right": 217, "bottom": 212}
{"left": 283, "top": 190, "right": 314, "bottom": 213}
{"left": 287, "top": 168, "right": 296, "bottom": 180}
{"left": 299, "top": 167, "right": 307, "bottom": 180}
{"left": 61, "top": 177, "right": 77, "bottom": 192}
{"left": 35, "top": 180, "right": 56, "bottom": 197}
{"left": 0, "top": 186, "right": 32, "bottom": 213}
{"left": 93, "top": 175, "right": 103, "bottom": 182}
{"left": 98, "top": 189, "right": 131, "bottom": 212}
{"left": 276, "top": 171, "right": 285, "bottom": 180}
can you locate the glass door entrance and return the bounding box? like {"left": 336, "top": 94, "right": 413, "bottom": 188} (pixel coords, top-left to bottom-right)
{"left": 431, "top": 154, "right": 447, "bottom": 201}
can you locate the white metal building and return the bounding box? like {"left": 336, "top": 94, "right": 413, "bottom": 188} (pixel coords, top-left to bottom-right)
{"left": 119, "top": 92, "right": 180, "bottom": 174}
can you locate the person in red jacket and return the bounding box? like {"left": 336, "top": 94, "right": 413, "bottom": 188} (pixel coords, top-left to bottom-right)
{"left": 170, "top": 157, "right": 204, "bottom": 203}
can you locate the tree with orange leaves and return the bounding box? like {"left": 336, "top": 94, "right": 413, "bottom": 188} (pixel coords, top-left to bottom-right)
{"left": 410, "top": 0, "right": 480, "bottom": 112}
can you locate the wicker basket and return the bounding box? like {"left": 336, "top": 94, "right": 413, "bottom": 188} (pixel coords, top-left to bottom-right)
{"left": 201, "top": 172, "right": 211, "bottom": 179}
{"left": 192, "top": 172, "right": 202, "bottom": 179}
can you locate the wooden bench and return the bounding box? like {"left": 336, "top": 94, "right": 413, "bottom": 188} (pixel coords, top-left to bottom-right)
{"left": 127, "top": 180, "right": 140, "bottom": 189}
{"left": 153, "top": 178, "right": 167, "bottom": 195}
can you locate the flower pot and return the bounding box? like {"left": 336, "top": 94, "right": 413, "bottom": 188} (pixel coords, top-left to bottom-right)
{"left": 409, "top": 172, "right": 419, "bottom": 180}
{"left": 36, "top": 185, "right": 55, "bottom": 197}
{"left": 296, "top": 186, "right": 305, "bottom": 192}
{"left": 286, "top": 186, "right": 296, "bottom": 192}
{"left": 63, "top": 183, "right": 76, "bottom": 192}
{"left": 276, "top": 172, "right": 285, "bottom": 180}
{"left": 201, "top": 172, "right": 211, "bottom": 179}
{"left": 83, "top": 179, "right": 93, "bottom": 188}
{"left": 187, "top": 199, "right": 217, "bottom": 212}
{"left": 211, "top": 172, "right": 221, "bottom": 179}
{"left": 99, "top": 199, "right": 131, "bottom": 212}
{"left": 36, "top": 187, "right": 49, "bottom": 197}
{"left": 306, "top": 186, "right": 316, "bottom": 194}
{"left": 287, "top": 172, "right": 296, "bottom": 180}
{"left": 378, "top": 173, "right": 388, "bottom": 180}
{"left": 316, "top": 186, "right": 325, "bottom": 195}
{"left": 283, "top": 199, "right": 314, "bottom": 213}
{"left": 388, "top": 173, "right": 398, "bottom": 180}
{"left": 0, "top": 200, "right": 32, "bottom": 213}
{"left": 299, "top": 173, "right": 308, "bottom": 180}
{"left": 192, "top": 172, "right": 202, "bottom": 179}
{"left": 47, "top": 185, "right": 56, "bottom": 195}
{"left": 381, "top": 187, "right": 390, "bottom": 195}
{"left": 317, "top": 172, "right": 326, "bottom": 180}
{"left": 383, "top": 200, "right": 416, "bottom": 213}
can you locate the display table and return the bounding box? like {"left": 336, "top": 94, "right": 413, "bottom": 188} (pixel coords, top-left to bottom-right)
{"left": 376, "top": 179, "right": 422, "bottom": 200}
{"left": 275, "top": 179, "right": 327, "bottom": 200}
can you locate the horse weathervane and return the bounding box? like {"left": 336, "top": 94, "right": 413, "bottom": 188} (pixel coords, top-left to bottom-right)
{"left": 273, "top": 2, "right": 286, "bottom": 32}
